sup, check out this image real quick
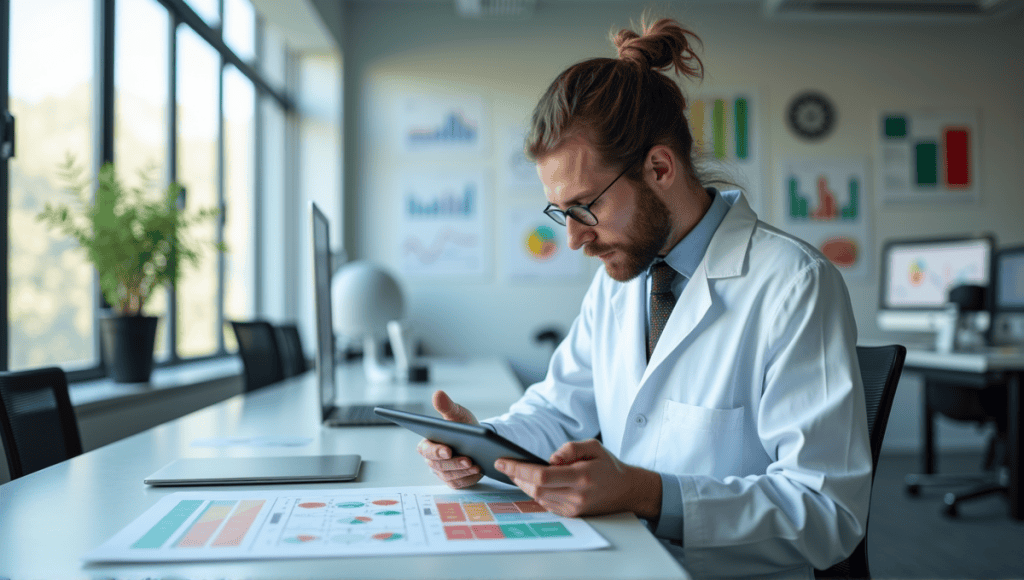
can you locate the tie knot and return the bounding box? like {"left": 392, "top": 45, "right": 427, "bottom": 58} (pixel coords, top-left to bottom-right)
{"left": 651, "top": 261, "right": 675, "bottom": 294}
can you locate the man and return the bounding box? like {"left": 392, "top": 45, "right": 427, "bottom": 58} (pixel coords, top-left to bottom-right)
{"left": 417, "top": 17, "right": 871, "bottom": 578}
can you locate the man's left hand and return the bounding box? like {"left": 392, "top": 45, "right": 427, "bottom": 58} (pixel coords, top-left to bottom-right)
{"left": 494, "top": 439, "right": 662, "bottom": 519}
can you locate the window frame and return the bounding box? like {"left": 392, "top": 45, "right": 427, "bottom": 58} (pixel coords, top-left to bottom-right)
{"left": 0, "top": 0, "right": 295, "bottom": 379}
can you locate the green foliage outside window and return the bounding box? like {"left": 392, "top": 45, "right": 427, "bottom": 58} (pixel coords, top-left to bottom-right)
{"left": 37, "top": 154, "right": 225, "bottom": 316}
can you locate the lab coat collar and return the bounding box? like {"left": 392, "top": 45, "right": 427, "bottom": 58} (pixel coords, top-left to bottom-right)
{"left": 703, "top": 189, "right": 757, "bottom": 280}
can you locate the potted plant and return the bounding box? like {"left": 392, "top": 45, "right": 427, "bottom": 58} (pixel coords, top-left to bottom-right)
{"left": 37, "top": 154, "right": 223, "bottom": 382}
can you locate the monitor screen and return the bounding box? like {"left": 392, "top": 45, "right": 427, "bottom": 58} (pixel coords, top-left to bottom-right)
{"left": 996, "top": 246, "right": 1024, "bottom": 312}
{"left": 880, "top": 236, "right": 994, "bottom": 310}
{"left": 310, "top": 202, "right": 335, "bottom": 421}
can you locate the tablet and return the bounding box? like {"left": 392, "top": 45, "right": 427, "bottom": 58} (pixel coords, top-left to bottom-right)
{"left": 143, "top": 455, "right": 362, "bottom": 486}
{"left": 373, "top": 407, "right": 547, "bottom": 486}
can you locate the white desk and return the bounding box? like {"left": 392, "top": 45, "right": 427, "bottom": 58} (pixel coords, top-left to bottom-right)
{"left": 904, "top": 347, "right": 1024, "bottom": 520}
{"left": 0, "top": 358, "right": 688, "bottom": 580}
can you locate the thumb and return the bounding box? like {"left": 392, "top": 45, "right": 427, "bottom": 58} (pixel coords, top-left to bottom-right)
{"left": 550, "top": 439, "right": 602, "bottom": 465}
{"left": 433, "top": 390, "right": 478, "bottom": 425}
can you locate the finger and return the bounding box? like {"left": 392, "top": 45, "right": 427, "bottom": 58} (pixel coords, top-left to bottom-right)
{"left": 432, "top": 390, "right": 478, "bottom": 425}
{"left": 425, "top": 456, "right": 476, "bottom": 472}
{"left": 495, "top": 459, "right": 581, "bottom": 487}
{"left": 431, "top": 465, "right": 482, "bottom": 483}
{"left": 549, "top": 439, "right": 602, "bottom": 466}
{"left": 416, "top": 438, "right": 453, "bottom": 460}
{"left": 445, "top": 472, "right": 484, "bottom": 489}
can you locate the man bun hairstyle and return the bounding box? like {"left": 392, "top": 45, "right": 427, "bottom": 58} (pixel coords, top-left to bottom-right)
{"left": 526, "top": 17, "right": 704, "bottom": 187}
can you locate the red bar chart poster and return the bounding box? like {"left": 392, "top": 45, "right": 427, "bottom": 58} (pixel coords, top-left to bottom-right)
{"left": 85, "top": 485, "right": 607, "bottom": 563}
{"left": 779, "top": 158, "right": 872, "bottom": 281}
{"left": 877, "top": 110, "right": 979, "bottom": 204}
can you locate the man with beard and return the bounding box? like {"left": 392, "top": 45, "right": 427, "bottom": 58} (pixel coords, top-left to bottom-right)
{"left": 417, "top": 17, "right": 870, "bottom": 579}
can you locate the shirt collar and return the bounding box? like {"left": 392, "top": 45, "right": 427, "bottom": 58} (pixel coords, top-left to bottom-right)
{"left": 654, "top": 187, "right": 729, "bottom": 279}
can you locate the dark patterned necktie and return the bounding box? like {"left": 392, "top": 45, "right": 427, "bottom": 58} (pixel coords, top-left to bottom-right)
{"left": 647, "top": 261, "right": 677, "bottom": 361}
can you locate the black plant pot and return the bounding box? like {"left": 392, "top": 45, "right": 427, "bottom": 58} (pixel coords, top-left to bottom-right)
{"left": 100, "top": 315, "right": 159, "bottom": 383}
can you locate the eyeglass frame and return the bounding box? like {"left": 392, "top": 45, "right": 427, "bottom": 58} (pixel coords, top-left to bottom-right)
{"left": 542, "top": 160, "right": 637, "bottom": 227}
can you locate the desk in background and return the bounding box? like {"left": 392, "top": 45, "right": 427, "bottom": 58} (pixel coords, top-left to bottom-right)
{"left": 0, "top": 357, "right": 688, "bottom": 580}
{"left": 904, "top": 348, "right": 1024, "bottom": 520}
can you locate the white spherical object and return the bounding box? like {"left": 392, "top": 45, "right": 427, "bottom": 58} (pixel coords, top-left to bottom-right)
{"left": 331, "top": 261, "right": 404, "bottom": 338}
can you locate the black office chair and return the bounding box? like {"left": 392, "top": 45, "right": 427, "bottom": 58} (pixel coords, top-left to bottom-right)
{"left": 903, "top": 378, "right": 1008, "bottom": 517}
{"left": 275, "top": 323, "right": 309, "bottom": 378}
{"left": 816, "top": 344, "right": 907, "bottom": 580}
{"left": 229, "top": 320, "right": 285, "bottom": 392}
{"left": 0, "top": 367, "right": 83, "bottom": 480}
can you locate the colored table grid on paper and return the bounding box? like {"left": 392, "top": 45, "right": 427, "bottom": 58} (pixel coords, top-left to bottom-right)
{"left": 433, "top": 492, "right": 572, "bottom": 541}
{"left": 131, "top": 499, "right": 265, "bottom": 550}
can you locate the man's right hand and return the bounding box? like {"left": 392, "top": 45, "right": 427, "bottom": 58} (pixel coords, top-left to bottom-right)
{"left": 416, "top": 390, "right": 484, "bottom": 489}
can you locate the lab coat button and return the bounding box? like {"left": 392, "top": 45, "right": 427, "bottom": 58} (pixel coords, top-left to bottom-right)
{"left": 635, "top": 414, "right": 646, "bottom": 425}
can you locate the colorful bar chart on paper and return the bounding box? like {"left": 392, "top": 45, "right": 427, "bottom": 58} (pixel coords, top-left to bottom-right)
{"left": 689, "top": 95, "right": 752, "bottom": 161}
{"left": 86, "top": 486, "right": 608, "bottom": 563}
{"left": 879, "top": 111, "right": 977, "bottom": 203}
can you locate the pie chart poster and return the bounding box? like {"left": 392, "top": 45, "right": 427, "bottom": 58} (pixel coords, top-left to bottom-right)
{"left": 778, "top": 158, "right": 872, "bottom": 281}
{"left": 504, "top": 208, "right": 584, "bottom": 281}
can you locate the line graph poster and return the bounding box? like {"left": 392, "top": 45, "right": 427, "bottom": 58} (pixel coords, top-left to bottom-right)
{"left": 399, "top": 171, "right": 489, "bottom": 277}
{"left": 779, "top": 159, "right": 872, "bottom": 280}
{"left": 85, "top": 485, "right": 608, "bottom": 562}
{"left": 503, "top": 208, "right": 583, "bottom": 281}
{"left": 399, "top": 94, "right": 488, "bottom": 155}
{"left": 877, "top": 110, "right": 979, "bottom": 204}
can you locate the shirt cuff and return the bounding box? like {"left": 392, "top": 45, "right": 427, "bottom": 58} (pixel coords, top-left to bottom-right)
{"left": 652, "top": 472, "right": 684, "bottom": 544}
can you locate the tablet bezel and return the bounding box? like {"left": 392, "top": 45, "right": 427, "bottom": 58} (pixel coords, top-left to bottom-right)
{"left": 373, "top": 407, "right": 547, "bottom": 486}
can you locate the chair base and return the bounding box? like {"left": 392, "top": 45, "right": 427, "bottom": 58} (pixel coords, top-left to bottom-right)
{"left": 905, "top": 468, "right": 1009, "bottom": 517}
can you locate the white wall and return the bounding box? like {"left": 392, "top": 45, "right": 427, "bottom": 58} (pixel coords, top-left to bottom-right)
{"left": 340, "top": 1, "right": 1024, "bottom": 451}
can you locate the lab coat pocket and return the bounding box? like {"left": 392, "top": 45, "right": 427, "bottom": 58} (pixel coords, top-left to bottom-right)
{"left": 655, "top": 400, "right": 745, "bottom": 479}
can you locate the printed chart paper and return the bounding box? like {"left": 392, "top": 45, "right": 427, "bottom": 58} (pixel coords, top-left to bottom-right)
{"left": 85, "top": 486, "right": 608, "bottom": 562}
{"left": 778, "top": 158, "right": 872, "bottom": 281}
{"left": 398, "top": 171, "right": 489, "bottom": 277}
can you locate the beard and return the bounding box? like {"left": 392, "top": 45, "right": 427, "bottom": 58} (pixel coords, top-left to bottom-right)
{"left": 586, "top": 180, "right": 672, "bottom": 282}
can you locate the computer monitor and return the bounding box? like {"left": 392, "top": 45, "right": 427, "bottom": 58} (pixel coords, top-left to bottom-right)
{"left": 996, "top": 246, "right": 1024, "bottom": 312}
{"left": 993, "top": 245, "right": 1024, "bottom": 345}
{"left": 310, "top": 201, "right": 336, "bottom": 422}
{"left": 877, "top": 235, "right": 995, "bottom": 334}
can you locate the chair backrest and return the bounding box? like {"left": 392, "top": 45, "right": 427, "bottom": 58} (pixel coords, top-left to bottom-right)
{"left": 0, "top": 367, "right": 83, "bottom": 480}
{"left": 274, "top": 323, "right": 309, "bottom": 378}
{"left": 816, "top": 344, "right": 906, "bottom": 580}
{"left": 229, "top": 320, "right": 285, "bottom": 392}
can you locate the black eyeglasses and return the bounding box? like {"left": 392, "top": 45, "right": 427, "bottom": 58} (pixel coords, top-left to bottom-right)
{"left": 543, "top": 162, "right": 634, "bottom": 227}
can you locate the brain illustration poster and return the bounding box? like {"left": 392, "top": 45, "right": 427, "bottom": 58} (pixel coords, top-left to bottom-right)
{"left": 778, "top": 159, "right": 872, "bottom": 281}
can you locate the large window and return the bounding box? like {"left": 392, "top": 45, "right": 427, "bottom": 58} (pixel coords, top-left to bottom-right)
{"left": 7, "top": 0, "right": 95, "bottom": 371}
{"left": 2, "top": 0, "right": 296, "bottom": 375}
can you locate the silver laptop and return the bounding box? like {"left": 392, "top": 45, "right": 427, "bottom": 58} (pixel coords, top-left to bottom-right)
{"left": 310, "top": 202, "right": 423, "bottom": 426}
{"left": 144, "top": 455, "right": 362, "bottom": 486}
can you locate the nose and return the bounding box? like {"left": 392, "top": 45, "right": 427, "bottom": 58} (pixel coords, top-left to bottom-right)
{"left": 565, "top": 217, "right": 594, "bottom": 251}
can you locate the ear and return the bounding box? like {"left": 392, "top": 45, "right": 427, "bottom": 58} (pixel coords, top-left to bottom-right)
{"left": 646, "top": 145, "right": 676, "bottom": 190}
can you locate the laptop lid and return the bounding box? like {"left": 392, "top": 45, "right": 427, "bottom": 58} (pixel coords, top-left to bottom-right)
{"left": 144, "top": 455, "right": 362, "bottom": 486}
{"left": 310, "top": 202, "right": 336, "bottom": 423}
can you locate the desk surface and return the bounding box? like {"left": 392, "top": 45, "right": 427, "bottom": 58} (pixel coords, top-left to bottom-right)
{"left": 0, "top": 358, "right": 687, "bottom": 580}
{"left": 904, "top": 346, "right": 1024, "bottom": 373}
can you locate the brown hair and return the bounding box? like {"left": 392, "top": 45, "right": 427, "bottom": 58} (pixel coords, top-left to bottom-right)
{"left": 525, "top": 17, "right": 705, "bottom": 187}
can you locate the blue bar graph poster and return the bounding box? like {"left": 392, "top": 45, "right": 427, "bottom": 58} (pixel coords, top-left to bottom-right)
{"left": 398, "top": 171, "right": 489, "bottom": 277}
{"left": 399, "top": 94, "right": 488, "bottom": 155}
{"left": 778, "top": 158, "right": 872, "bottom": 281}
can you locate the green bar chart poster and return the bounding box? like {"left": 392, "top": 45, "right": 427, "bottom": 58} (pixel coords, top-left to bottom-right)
{"left": 779, "top": 158, "right": 872, "bottom": 281}
{"left": 687, "top": 89, "right": 764, "bottom": 216}
{"left": 877, "top": 110, "right": 979, "bottom": 204}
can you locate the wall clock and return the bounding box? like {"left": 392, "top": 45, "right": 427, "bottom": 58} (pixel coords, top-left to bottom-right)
{"left": 787, "top": 91, "right": 836, "bottom": 140}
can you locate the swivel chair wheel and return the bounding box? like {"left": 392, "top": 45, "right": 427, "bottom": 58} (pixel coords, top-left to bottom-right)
{"left": 942, "top": 493, "right": 959, "bottom": 518}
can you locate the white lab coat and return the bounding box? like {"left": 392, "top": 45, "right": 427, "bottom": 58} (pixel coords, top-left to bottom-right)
{"left": 486, "top": 191, "right": 872, "bottom": 579}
